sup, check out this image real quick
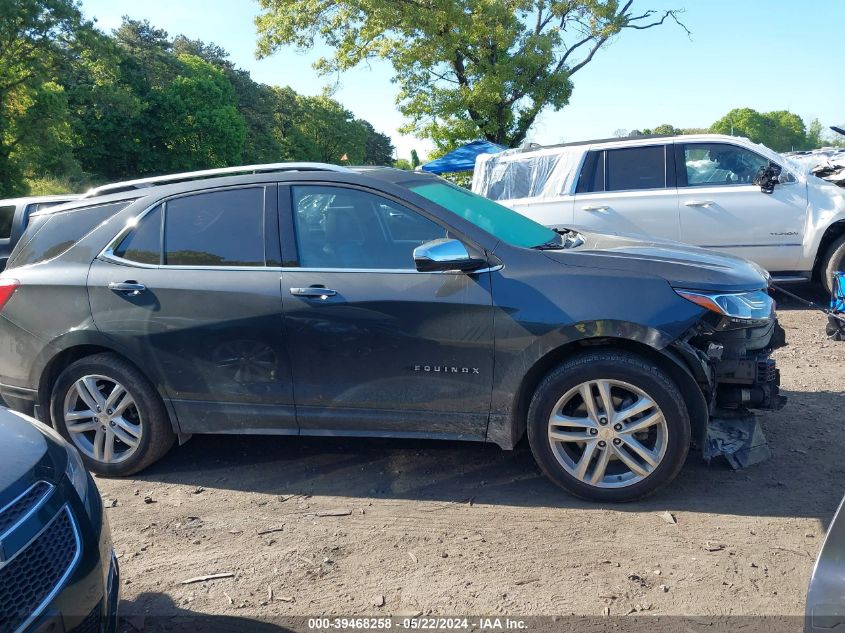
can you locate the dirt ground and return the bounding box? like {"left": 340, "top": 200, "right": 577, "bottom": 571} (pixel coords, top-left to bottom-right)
{"left": 96, "top": 285, "right": 845, "bottom": 627}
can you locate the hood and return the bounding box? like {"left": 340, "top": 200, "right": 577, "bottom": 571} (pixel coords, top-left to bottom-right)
{"left": 0, "top": 409, "right": 61, "bottom": 503}
{"left": 545, "top": 230, "right": 769, "bottom": 292}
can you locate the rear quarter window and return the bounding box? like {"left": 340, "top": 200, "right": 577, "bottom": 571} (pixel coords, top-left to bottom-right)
{"left": 6, "top": 201, "right": 131, "bottom": 269}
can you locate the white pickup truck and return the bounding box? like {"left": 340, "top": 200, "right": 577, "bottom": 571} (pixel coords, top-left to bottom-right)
{"left": 472, "top": 133, "right": 845, "bottom": 291}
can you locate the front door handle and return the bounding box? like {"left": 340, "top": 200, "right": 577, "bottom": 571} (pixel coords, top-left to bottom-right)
{"left": 108, "top": 281, "right": 146, "bottom": 296}
{"left": 582, "top": 204, "right": 610, "bottom": 212}
{"left": 290, "top": 287, "right": 337, "bottom": 299}
{"left": 683, "top": 200, "right": 715, "bottom": 207}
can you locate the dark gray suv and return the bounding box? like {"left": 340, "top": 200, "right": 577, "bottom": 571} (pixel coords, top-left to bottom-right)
{"left": 0, "top": 164, "right": 785, "bottom": 501}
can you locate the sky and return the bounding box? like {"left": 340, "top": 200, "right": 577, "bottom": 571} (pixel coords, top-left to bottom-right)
{"left": 78, "top": 0, "right": 844, "bottom": 161}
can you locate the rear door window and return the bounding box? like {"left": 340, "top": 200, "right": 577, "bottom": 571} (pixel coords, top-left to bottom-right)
{"left": 6, "top": 201, "right": 130, "bottom": 268}
{"left": 605, "top": 146, "right": 666, "bottom": 191}
{"left": 163, "top": 188, "right": 265, "bottom": 267}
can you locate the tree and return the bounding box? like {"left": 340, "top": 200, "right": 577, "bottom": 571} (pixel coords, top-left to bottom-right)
{"left": 172, "top": 35, "right": 286, "bottom": 163}
{"left": 0, "top": 0, "right": 89, "bottom": 195}
{"left": 710, "top": 108, "right": 808, "bottom": 152}
{"left": 294, "top": 95, "right": 368, "bottom": 163}
{"left": 641, "top": 123, "right": 680, "bottom": 135}
{"left": 358, "top": 120, "right": 394, "bottom": 165}
{"left": 410, "top": 149, "right": 420, "bottom": 169}
{"left": 255, "top": 0, "right": 688, "bottom": 151}
{"left": 157, "top": 54, "right": 246, "bottom": 171}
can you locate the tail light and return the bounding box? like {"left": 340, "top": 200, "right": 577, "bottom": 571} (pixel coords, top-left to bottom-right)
{"left": 0, "top": 279, "right": 20, "bottom": 312}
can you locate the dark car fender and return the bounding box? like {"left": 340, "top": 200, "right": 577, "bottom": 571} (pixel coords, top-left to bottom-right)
{"left": 486, "top": 319, "right": 710, "bottom": 450}
{"left": 30, "top": 329, "right": 185, "bottom": 435}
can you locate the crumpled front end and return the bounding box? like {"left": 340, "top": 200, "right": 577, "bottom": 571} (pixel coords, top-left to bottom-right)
{"left": 671, "top": 300, "right": 787, "bottom": 469}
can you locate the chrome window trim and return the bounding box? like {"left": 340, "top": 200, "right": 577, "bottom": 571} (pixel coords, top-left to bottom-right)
{"left": 279, "top": 265, "right": 502, "bottom": 275}
{"left": 9, "top": 505, "right": 82, "bottom": 633}
{"left": 0, "top": 481, "right": 53, "bottom": 543}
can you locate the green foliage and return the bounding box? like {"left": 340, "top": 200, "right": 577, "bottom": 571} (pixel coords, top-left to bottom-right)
{"left": 3, "top": 10, "right": 394, "bottom": 195}
{"left": 410, "top": 149, "right": 420, "bottom": 169}
{"left": 393, "top": 158, "right": 413, "bottom": 170}
{"left": 26, "top": 173, "right": 90, "bottom": 195}
{"left": 0, "top": 0, "right": 90, "bottom": 196}
{"left": 641, "top": 123, "right": 681, "bottom": 135}
{"left": 157, "top": 54, "right": 246, "bottom": 171}
{"left": 256, "top": 0, "right": 688, "bottom": 150}
{"left": 710, "top": 108, "right": 809, "bottom": 152}
{"left": 359, "top": 120, "right": 395, "bottom": 165}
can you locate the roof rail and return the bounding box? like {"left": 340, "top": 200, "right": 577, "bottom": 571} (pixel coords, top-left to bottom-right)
{"left": 81, "top": 162, "right": 352, "bottom": 198}
{"left": 520, "top": 134, "right": 677, "bottom": 152}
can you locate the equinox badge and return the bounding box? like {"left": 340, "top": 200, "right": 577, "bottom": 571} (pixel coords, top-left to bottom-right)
{"left": 414, "top": 365, "right": 480, "bottom": 374}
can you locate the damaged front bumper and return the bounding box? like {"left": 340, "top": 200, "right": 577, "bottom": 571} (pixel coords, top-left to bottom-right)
{"left": 673, "top": 314, "right": 787, "bottom": 469}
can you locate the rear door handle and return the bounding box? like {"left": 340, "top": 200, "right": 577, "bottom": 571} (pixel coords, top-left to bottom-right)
{"left": 290, "top": 287, "right": 337, "bottom": 299}
{"left": 108, "top": 281, "right": 146, "bottom": 296}
{"left": 683, "top": 200, "right": 715, "bottom": 207}
{"left": 582, "top": 205, "right": 610, "bottom": 212}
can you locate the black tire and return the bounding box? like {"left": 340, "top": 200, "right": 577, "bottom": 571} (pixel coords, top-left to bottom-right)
{"left": 821, "top": 234, "right": 845, "bottom": 295}
{"left": 50, "top": 353, "right": 175, "bottom": 476}
{"left": 527, "top": 350, "right": 691, "bottom": 502}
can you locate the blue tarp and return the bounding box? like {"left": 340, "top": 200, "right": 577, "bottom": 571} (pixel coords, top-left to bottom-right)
{"left": 421, "top": 140, "right": 506, "bottom": 174}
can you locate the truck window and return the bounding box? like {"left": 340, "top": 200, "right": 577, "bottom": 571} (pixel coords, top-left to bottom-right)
{"left": 606, "top": 146, "right": 667, "bottom": 191}
{"left": 682, "top": 143, "right": 770, "bottom": 186}
{"left": 0, "top": 206, "right": 15, "bottom": 239}
{"left": 576, "top": 151, "right": 605, "bottom": 193}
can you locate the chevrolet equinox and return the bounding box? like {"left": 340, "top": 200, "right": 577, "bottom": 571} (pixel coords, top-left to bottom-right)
{"left": 0, "top": 164, "right": 785, "bottom": 501}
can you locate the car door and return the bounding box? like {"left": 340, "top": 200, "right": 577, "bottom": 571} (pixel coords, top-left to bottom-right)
{"left": 87, "top": 185, "right": 297, "bottom": 435}
{"left": 676, "top": 141, "right": 806, "bottom": 272}
{"left": 279, "top": 183, "right": 495, "bottom": 440}
{"left": 571, "top": 144, "right": 681, "bottom": 241}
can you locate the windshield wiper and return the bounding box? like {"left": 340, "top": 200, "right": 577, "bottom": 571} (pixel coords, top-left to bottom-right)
{"left": 531, "top": 238, "right": 564, "bottom": 250}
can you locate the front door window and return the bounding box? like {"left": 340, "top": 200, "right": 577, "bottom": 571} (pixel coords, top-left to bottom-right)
{"left": 682, "top": 143, "right": 770, "bottom": 186}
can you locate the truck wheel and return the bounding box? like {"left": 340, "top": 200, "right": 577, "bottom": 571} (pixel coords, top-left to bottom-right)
{"left": 821, "top": 234, "right": 845, "bottom": 295}
{"left": 527, "top": 351, "right": 690, "bottom": 502}
{"left": 50, "top": 353, "right": 175, "bottom": 476}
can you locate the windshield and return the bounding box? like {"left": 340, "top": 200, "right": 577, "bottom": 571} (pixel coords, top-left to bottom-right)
{"left": 407, "top": 181, "right": 559, "bottom": 249}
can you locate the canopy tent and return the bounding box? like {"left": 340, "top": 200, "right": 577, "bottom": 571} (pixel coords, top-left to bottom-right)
{"left": 421, "top": 140, "right": 506, "bottom": 174}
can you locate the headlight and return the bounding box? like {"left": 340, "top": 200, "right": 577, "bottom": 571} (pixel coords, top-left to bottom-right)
{"left": 675, "top": 289, "right": 774, "bottom": 321}
{"left": 64, "top": 443, "right": 89, "bottom": 504}
{"left": 29, "top": 418, "right": 89, "bottom": 504}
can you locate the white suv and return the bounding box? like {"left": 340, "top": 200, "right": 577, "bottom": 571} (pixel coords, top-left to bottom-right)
{"left": 472, "top": 134, "right": 845, "bottom": 291}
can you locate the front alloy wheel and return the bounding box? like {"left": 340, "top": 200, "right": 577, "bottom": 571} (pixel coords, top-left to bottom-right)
{"left": 548, "top": 379, "right": 668, "bottom": 488}
{"left": 63, "top": 375, "right": 143, "bottom": 464}
{"left": 527, "top": 351, "right": 690, "bottom": 502}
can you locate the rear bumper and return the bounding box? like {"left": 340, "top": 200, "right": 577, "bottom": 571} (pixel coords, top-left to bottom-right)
{"left": 0, "top": 383, "right": 38, "bottom": 417}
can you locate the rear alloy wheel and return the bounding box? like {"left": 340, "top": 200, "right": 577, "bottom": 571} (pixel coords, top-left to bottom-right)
{"left": 51, "top": 353, "right": 175, "bottom": 476}
{"left": 528, "top": 351, "right": 690, "bottom": 502}
{"left": 62, "top": 375, "right": 143, "bottom": 465}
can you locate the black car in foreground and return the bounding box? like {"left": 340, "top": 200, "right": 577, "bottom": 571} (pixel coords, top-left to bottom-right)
{"left": 0, "top": 407, "right": 118, "bottom": 632}
{"left": 0, "top": 163, "right": 785, "bottom": 501}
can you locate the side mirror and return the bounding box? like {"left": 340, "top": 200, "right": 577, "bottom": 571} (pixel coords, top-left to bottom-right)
{"left": 413, "top": 238, "right": 486, "bottom": 273}
{"left": 753, "top": 162, "right": 782, "bottom": 194}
